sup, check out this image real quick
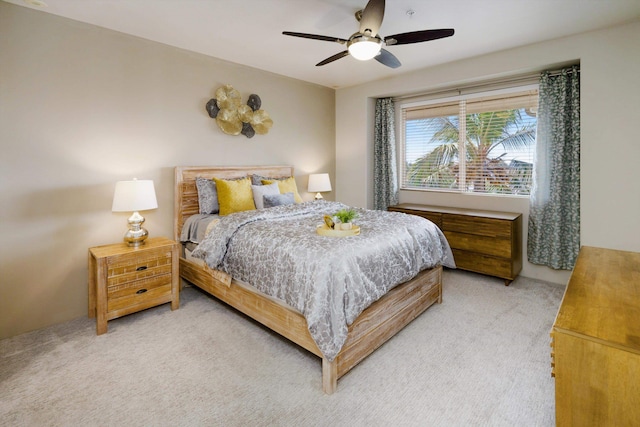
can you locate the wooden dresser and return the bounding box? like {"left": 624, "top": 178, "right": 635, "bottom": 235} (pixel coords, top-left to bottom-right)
{"left": 550, "top": 246, "right": 640, "bottom": 426}
{"left": 388, "top": 204, "right": 522, "bottom": 285}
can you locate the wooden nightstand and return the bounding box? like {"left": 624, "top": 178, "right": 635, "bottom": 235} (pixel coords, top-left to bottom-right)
{"left": 88, "top": 237, "right": 179, "bottom": 335}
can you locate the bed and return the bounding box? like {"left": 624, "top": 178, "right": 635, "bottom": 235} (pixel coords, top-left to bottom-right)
{"left": 174, "top": 165, "right": 454, "bottom": 393}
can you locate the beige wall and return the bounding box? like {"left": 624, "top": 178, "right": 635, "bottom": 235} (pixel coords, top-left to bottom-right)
{"left": 0, "top": 3, "right": 335, "bottom": 339}
{"left": 2, "top": 1, "right": 638, "bottom": 338}
{"left": 336, "top": 20, "right": 640, "bottom": 285}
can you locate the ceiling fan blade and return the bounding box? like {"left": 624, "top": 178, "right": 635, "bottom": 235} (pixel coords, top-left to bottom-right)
{"left": 316, "top": 50, "right": 350, "bottom": 66}
{"left": 385, "top": 29, "right": 454, "bottom": 46}
{"left": 359, "top": 0, "right": 385, "bottom": 36}
{"left": 375, "top": 49, "right": 401, "bottom": 68}
{"left": 283, "top": 31, "right": 348, "bottom": 44}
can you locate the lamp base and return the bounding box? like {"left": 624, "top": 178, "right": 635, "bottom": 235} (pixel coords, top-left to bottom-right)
{"left": 314, "top": 193, "right": 324, "bottom": 200}
{"left": 124, "top": 211, "right": 149, "bottom": 247}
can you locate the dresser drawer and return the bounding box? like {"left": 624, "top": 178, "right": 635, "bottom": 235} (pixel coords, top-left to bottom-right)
{"left": 452, "top": 249, "right": 514, "bottom": 279}
{"left": 443, "top": 214, "right": 512, "bottom": 238}
{"left": 445, "top": 231, "right": 512, "bottom": 258}
{"left": 389, "top": 207, "right": 442, "bottom": 228}
{"left": 550, "top": 332, "right": 556, "bottom": 378}
{"left": 413, "top": 211, "right": 442, "bottom": 228}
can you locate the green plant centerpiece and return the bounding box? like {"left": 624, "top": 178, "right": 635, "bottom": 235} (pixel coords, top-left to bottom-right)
{"left": 334, "top": 208, "right": 358, "bottom": 230}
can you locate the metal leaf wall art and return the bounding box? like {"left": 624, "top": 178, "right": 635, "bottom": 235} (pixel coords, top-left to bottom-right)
{"left": 206, "top": 85, "right": 273, "bottom": 138}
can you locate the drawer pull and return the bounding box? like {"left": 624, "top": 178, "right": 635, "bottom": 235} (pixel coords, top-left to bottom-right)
{"left": 136, "top": 289, "right": 148, "bottom": 294}
{"left": 136, "top": 266, "right": 148, "bottom": 271}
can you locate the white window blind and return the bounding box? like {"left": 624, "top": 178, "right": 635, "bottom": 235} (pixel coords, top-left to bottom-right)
{"left": 399, "top": 87, "right": 538, "bottom": 196}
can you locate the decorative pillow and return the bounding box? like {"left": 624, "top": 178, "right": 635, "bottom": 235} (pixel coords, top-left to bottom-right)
{"left": 213, "top": 177, "right": 256, "bottom": 215}
{"left": 251, "top": 174, "right": 289, "bottom": 186}
{"left": 195, "top": 177, "right": 219, "bottom": 214}
{"left": 263, "top": 192, "right": 295, "bottom": 208}
{"left": 251, "top": 182, "right": 280, "bottom": 209}
{"left": 261, "top": 176, "right": 303, "bottom": 203}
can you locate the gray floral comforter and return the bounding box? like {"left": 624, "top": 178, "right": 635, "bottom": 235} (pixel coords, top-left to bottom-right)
{"left": 191, "top": 201, "right": 455, "bottom": 361}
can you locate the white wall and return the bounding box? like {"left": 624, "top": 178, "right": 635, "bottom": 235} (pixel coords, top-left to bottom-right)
{"left": 0, "top": 3, "right": 335, "bottom": 339}
{"left": 336, "top": 20, "right": 640, "bottom": 285}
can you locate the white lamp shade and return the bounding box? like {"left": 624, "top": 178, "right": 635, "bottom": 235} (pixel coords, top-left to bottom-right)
{"left": 112, "top": 179, "right": 158, "bottom": 212}
{"left": 308, "top": 173, "right": 332, "bottom": 193}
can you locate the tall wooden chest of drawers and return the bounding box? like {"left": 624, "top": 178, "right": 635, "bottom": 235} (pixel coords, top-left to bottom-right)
{"left": 88, "top": 237, "right": 179, "bottom": 334}
{"left": 550, "top": 246, "right": 640, "bottom": 426}
{"left": 388, "top": 204, "right": 522, "bottom": 285}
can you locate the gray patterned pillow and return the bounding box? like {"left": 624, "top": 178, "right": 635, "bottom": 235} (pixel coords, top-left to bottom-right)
{"left": 195, "top": 177, "right": 219, "bottom": 214}
{"left": 263, "top": 192, "right": 295, "bottom": 208}
{"left": 251, "top": 174, "right": 289, "bottom": 185}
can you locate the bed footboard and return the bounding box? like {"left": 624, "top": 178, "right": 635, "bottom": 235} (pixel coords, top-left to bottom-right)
{"left": 323, "top": 265, "right": 442, "bottom": 393}
{"left": 180, "top": 257, "right": 323, "bottom": 357}
{"left": 181, "top": 256, "right": 442, "bottom": 394}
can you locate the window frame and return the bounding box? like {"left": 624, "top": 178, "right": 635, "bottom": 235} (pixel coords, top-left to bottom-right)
{"left": 395, "top": 83, "right": 539, "bottom": 198}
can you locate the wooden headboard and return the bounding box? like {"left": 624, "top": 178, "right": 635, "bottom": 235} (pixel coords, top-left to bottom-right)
{"left": 173, "top": 165, "right": 295, "bottom": 241}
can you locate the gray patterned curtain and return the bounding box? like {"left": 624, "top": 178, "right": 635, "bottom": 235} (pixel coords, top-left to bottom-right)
{"left": 374, "top": 98, "right": 399, "bottom": 210}
{"left": 528, "top": 65, "right": 580, "bottom": 269}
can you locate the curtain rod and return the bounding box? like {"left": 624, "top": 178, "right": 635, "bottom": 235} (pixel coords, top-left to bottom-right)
{"left": 544, "top": 67, "right": 580, "bottom": 77}
{"left": 393, "top": 65, "right": 579, "bottom": 102}
{"left": 393, "top": 73, "right": 539, "bottom": 102}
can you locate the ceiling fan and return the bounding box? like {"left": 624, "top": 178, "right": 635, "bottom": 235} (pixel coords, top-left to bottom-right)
{"left": 282, "top": 0, "right": 454, "bottom": 68}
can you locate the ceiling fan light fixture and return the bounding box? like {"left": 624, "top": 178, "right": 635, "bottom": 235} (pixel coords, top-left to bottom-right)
{"left": 348, "top": 36, "right": 382, "bottom": 61}
{"left": 283, "top": 0, "right": 455, "bottom": 68}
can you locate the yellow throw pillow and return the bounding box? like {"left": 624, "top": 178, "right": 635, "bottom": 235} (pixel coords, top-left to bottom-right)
{"left": 213, "top": 177, "right": 256, "bottom": 215}
{"left": 261, "top": 177, "right": 302, "bottom": 203}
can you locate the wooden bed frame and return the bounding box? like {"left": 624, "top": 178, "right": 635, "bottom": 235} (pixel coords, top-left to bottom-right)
{"left": 174, "top": 166, "right": 443, "bottom": 394}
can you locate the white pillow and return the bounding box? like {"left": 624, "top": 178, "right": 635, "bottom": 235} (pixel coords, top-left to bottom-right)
{"left": 251, "top": 182, "right": 280, "bottom": 209}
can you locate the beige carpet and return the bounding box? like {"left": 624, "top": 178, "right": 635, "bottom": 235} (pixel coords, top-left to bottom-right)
{"left": 0, "top": 269, "right": 564, "bottom": 426}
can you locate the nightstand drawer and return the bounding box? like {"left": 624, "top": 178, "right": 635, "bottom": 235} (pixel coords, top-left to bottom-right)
{"left": 108, "top": 276, "right": 172, "bottom": 312}
{"left": 108, "top": 273, "right": 172, "bottom": 299}
{"left": 107, "top": 261, "right": 172, "bottom": 286}
{"left": 107, "top": 248, "right": 173, "bottom": 286}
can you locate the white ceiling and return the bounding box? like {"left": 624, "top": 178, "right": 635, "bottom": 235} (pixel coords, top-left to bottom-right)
{"left": 5, "top": 0, "right": 640, "bottom": 88}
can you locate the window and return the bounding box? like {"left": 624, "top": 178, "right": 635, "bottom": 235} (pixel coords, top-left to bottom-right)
{"left": 398, "top": 87, "right": 538, "bottom": 196}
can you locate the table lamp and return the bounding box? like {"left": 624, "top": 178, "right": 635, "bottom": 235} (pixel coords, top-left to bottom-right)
{"left": 112, "top": 178, "right": 158, "bottom": 247}
{"left": 308, "top": 173, "right": 332, "bottom": 200}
